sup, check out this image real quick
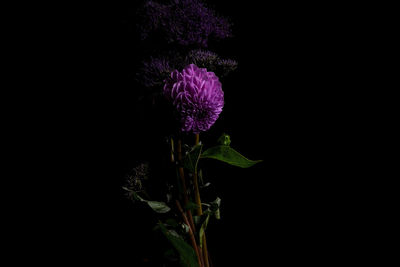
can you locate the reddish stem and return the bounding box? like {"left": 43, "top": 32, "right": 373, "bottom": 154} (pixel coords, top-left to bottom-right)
{"left": 176, "top": 200, "right": 203, "bottom": 267}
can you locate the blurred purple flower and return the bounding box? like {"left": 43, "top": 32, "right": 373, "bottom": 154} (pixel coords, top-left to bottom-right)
{"left": 163, "top": 64, "right": 224, "bottom": 133}
{"left": 186, "top": 49, "right": 237, "bottom": 76}
{"left": 137, "top": 57, "right": 175, "bottom": 88}
{"left": 139, "top": 0, "right": 232, "bottom": 47}
{"left": 186, "top": 49, "right": 219, "bottom": 67}
{"left": 216, "top": 58, "right": 238, "bottom": 76}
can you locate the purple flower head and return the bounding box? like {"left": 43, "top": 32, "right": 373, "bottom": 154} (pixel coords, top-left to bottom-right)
{"left": 164, "top": 64, "right": 224, "bottom": 133}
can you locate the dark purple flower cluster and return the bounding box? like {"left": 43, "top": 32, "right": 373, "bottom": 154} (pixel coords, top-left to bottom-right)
{"left": 186, "top": 49, "right": 219, "bottom": 67}
{"left": 163, "top": 64, "right": 224, "bottom": 133}
{"left": 137, "top": 57, "right": 175, "bottom": 88}
{"left": 139, "top": 0, "right": 232, "bottom": 47}
{"left": 216, "top": 58, "right": 238, "bottom": 76}
{"left": 186, "top": 49, "right": 238, "bottom": 76}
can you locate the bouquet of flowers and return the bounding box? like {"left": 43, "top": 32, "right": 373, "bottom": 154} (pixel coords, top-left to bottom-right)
{"left": 124, "top": 1, "right": 261, "bottom": 266}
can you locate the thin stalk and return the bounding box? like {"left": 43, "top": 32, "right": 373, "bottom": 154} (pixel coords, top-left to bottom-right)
{"left": 193, "top": 171, "right": 203, "bottom": 214}
{"left": 176, "top": 200, "right": 203, "bottom": 267}
{"left": 193, "top": 133, "right": 210, "bottom": 267}
{"left": 193, "top": 134, "right": 202, "bottom": 214}
{"left": 170, "top": 137, "right": 175, "bottom": 163}
{"left": 177, "top": 139, "right": 196, "bottom": 234}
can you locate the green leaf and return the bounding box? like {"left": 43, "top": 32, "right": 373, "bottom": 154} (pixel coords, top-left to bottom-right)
{"left": 217, "top": 133, "right": 231, "bottom": 146}
{"left": 165, "top": 218, "right": 179, "bottom": 228}
{"left": 184, "top": 144, "right": 203, "bottom": 173}
{"left": 199, "top": 214, "right": 210, "bottom": 249}
{"left": 185, "top": 201, "right": 200, "bottom": 212}
{"left": 131, "top": 191, "right": 144, "bottom": 201}
{"left": 159, "top": 223, "right": 200, "bottom": 267}
{"left": 181, "top": 223, "right": 190, "bottom": 233}
{"left": 132, "top": 192, "right": 171, "bottom": 213}
{"left": 201, "top": 145, "right": 262, "bottom": 168}
{"left": 193, "top": 215, "right": 202, "bottom": 228}
{"left": 122, "top": 186, "right": 130, "bottom": 192}
{"left": 164, "top": 248, "right": 178, "bottom": 262}
{"left": 147, "top": 201, "right": 171, "bottom": 213}
{"left": 202, "top": 197, "right": 221, "bottom": 219}
{"left": 210, "top": 197, "right": 221, "bottom": 220}
{"left": 198, "top": 169, "right": 204, "bottom": 186}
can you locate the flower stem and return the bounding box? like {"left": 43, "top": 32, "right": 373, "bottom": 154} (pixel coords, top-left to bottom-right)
{"left": 176, "top": 200, "right": 203, "bottom": 267}
{"left": 193, "top": 170, "right": 203, "bottom": 214}
{"left": 177, "top": 139, "right": 196, "bottom": 234}
{"left": 193, "top": 133, "right": 210, "bottom": 267}
{"left": 193, "top": 134, "right": 202, "bottom": 214}
{"left": 170, "top": 137, "right": 175, "bottom": 163}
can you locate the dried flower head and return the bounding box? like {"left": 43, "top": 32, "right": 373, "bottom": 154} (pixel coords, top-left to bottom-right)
{"left": 124, "top": 162, "right": 149, "bottom": 196}
{"left": 186, "top": 49, "right": 237, "bottom": 77}
{"left": 139, "top": 0, "right": 232, "bottom": 47}
{"left": 163, "top": 64, "right": 224, "bottom": 133}
{"left": 137, "top": 57, "right": 175, "bottom": 88}
{"left": 216, "top": 58, "right": 238, "bottom": 77}
{"left": 186, "top": 50, "right": 219, "bottom": 69}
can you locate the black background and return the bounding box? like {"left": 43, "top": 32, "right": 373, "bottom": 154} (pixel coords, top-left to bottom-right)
{"left": 15, "top": 1, "right": 366, "bottom": 266}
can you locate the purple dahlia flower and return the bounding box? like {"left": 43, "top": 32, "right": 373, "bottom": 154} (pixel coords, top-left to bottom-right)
{"left": 164, "top": 64, "right": 224, "bottom": 133}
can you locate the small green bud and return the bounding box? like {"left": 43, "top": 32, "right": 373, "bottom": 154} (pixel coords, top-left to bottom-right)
{"left": 217, "top": 133, "right": 231, "bottom": 146}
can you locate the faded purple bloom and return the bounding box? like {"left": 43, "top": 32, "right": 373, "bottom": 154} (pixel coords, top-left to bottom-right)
{"left": 138, "top": 1, "right": 170, "bottom": 41}
{"left": 139, "top": 0, "right": 232, "bottom": 47}
{"left": 186, "top": 49, "right": 237, "bottom": 76}
{"left": 216, "top": 58, "right": 238, "bottom": 76}
{"left": 137, "top": 57, "right": 175, "bottom": 87}
{"left": 186, "top": 49, "right": 219, "bottom": 67}
{"left": 164, "top": 64, "right": 224, "bottom": 133}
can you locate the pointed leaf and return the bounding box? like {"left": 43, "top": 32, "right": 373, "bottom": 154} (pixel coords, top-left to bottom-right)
{"left": 132, "top": 192, "right": 171, "bottom": 213}
{"left": 201, "top": 145, "right": 262, "bottom": 168}
{"left": 159, "top": 223, "right": 200, "bottom": 267}
{"left": 210, "top": 197, "right": 221, "bottom": 220}
{"left": 185, "top": 201, "right": 200, "bottom": 212}
{"left": 184, "top": 144, "right": 203, "bottom": 173}
{"left": 165, "top": 219, "right": 179, "bottom": 228}
{"left": 164, "top": 248, "right": 178, "bottom": 262}
{"left": 193, "top": 215, "right": 201, "bottom": 228}
{"left": 199, "top": 214, "right": 210, "bottom": 249}
{"left": 147, "top": 201, "right": 171, "bottom": 213}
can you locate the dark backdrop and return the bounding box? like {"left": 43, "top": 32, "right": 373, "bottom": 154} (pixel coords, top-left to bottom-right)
{"left": 31, "top": 1, "right": 357, "bottom": 266}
